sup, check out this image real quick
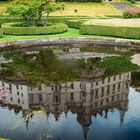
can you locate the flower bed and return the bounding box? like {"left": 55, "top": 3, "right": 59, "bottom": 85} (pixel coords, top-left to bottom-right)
{"left": 123, "top": 9, "right": 140, "bottom": 18}
{"left": 1, "top": 22, "right": 68, "bottom": 35}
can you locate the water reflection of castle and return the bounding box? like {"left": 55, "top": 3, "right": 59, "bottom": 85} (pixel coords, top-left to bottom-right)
{"left": 0, "top": 72, "right": 131, "bottom": 139}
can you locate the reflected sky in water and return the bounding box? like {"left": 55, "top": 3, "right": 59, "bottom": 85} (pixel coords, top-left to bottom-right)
{"left": 0, "top": 87, "right": 140, "bottom": 140}
{"left": 0, "top": 72, "right": 140, "bottom": 140}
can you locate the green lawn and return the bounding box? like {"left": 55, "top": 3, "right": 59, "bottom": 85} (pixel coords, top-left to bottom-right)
{"left": 0, "top": 2, "right": 121, "bottom": 17}
{"left": 51, "top": 2, "right": 121, "bottom": 17}
{"left": 0, "top": 28, "right": 140, "bottom": 42}
{"left": 0, "top": 28, "right": 104, "bottom": 42}
{"left": 0, "top": 1, "right": 10, "bottom": 13}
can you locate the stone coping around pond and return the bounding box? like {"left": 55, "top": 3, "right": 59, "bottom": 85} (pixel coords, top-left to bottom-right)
{"left": 0, "top": 37, "right": 140, "bottom": 52}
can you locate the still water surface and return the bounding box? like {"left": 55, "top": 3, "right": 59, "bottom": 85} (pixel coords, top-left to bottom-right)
{"left": 0, "top": 49, "right": 140, "bottom": 140}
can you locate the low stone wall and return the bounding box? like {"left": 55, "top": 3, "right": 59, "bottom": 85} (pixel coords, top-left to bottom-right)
{"left": 0, "top": 38, "right": 140, "bottom": 52}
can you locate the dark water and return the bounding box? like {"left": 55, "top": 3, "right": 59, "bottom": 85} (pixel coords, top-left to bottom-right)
{"left": 0, "top": 49, "right": 140, "bottom": 140}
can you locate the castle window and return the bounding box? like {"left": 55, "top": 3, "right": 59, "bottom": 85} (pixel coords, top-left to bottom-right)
{"left": 107, "top": 85, "right": 110, "bottom": 95}
{"left": 101, "top": 87, "right": 104, "bottom": 97}
{"left": 108, "top": 77, "right": 110, "bottom": 82}
{"left": 113, "top": 84, "right": 115, "bottom": 91}
{"left": 59, "top": 85, "right": 62, "bottom": 90}
{"left": 70, "top": 93, "right": 74, "bottom": 100}
{"left": 9, "top": 84, "right": 12, "bottom": 94}
{"left": 96, "top": 82, "right": 98, "bottom": 85}
{"left": 31, "top": 95, "right": 33, "bottom": 102}
{"left": 51, "top": 85, "right": 54, "bottom": 90}
{"left": 106, "top": 98, "right": 109, "bottom": 102}
{"left": 80, "top": 83, "right": 82, "bottom": 89}
{"left": 95, "top": 89, "right": 98, "bottom": 98}
{"left": 71, "top": 83, "right": 74, "bottom": 89}
{"left": 55, "top": 85, "right": 58, "bottom": 90}
{"left": 118, "top": 82, "right": 121, "bottom": 90}
{"left": 119, "top": 74, "right": 121, "bottom": 79}
{"left": 16, "top": 85, "right": 19, "bottom": 90}
{"left": 101, "top": 100, "right": 103, "bottom": 105}
{"left": 18, "top": 99, "right": 20, "bottom": 103}
{"left": 112, "top": 96, "right": 114, "bottom": 101}
{"left": 39, "top": 94, "right": 42, "bottom": 101}
{"left": 114, "top": 76, "right": 116, "bottom": 81}
{"left": 102, "top": 79, "right": 104, "bottom": 84}
{"left": 95, "top": 102, "right": 98, "bottom": 107}
{"left": 127, "top": 74, "right": 130, "bottom": 78}
{"left": 38, "top": 86, "right": 42, "bottom": 91}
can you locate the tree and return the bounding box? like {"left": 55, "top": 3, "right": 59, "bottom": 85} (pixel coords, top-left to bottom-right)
{"left": 6, "top": 0, "right": 66, "bottom": 26}
{"left": 43, "top": 0, "right": 65, "bottom": 26}
{"left": 6, "top": 0, "right": 38, "bottom": 25}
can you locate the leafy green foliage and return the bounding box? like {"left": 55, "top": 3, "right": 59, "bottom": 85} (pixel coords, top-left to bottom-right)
{"left": 2, "top": 50, "right": 77, "bottom": 86}
{"left": 6, "top": 0, "right": 66, "bottom": 26}
{"left": 96, "top": 56, "right": 139, "bottom": 77}
{"left": 131, "top": 71, "right": 140, "bottom": 89}
{"left": 6, "top": 0, "right": 38, "bottom": 25}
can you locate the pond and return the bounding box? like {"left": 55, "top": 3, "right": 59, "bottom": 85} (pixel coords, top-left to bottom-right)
{"left": 0, "top": 47, "right": 140, "bottom": 140}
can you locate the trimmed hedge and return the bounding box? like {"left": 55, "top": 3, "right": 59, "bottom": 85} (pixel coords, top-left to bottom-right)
{"left": 80, "top": 19, "right": 140, "bottom": 39}
{"left": 1, "top": 22, "right": 68, "bottom": 35}
{"left": 0, "top": 17, "right": 23, "bottom": 27}
{"left": 67, "top": 19, "right": 87, "bottom": 29}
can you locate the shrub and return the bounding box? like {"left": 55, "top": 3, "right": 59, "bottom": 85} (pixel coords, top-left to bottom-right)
{"left": 1, "top": 22, "right": 68, "bottom": 35}
{"left": 67, "top": 19, "right": 87, "bottom": 29}
{"left": 80, "top": 19, "right": 140, "bottom": 39}
{"left": 123, "top": 9, "right": 140, "bottom": 18}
